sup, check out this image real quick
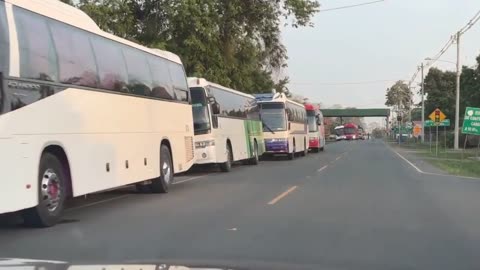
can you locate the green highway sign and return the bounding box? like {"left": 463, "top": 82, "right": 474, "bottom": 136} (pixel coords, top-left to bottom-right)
{"left": 393, "top": 126, "right": 412, "bottom": 133}
{"left": 462, "top": 107, "right": 480, "bottom": 135}
{"left": 425, "top": 119, "right": 450, "bottom": 127}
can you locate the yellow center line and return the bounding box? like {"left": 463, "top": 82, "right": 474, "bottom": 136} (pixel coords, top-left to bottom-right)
{"left": 268, "top": 186, "right": 298, "bottom": 205}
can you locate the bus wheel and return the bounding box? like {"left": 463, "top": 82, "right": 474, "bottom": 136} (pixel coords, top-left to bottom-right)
{"left": 250, "top": 141, "right": 259, "bottom": 165}
{"left": 150, "top": 144, "right": 173, "bottom": 193}
{"left": 219, "top": 143, "right": 233, "bottom": 172}
{"left": 22, "top": 153, "right": 67, "bottom": 227}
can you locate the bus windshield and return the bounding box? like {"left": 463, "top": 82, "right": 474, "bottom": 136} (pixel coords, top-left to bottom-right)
{"left": 335, "top": 128, "right": 344, "bottom": 136}
{"left": 190, "top": 87, "right": 211, "bottom": 134}
{"left": 344, "top": 127, "right": 356, "bottom": 134}
{"left": 260, "top": 103, "right": 287, "bottom": 132}
{"left": 307, "top": 115, "right": 318, "bottom": 132}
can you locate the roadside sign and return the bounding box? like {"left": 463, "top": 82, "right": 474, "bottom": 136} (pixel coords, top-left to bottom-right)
{"left": 413, "top": 125, "right": 422, "bottom": 137}
{"left": 425, "top": 119, "right": 450, "bottom": 127}
{"left": 406, "top": 122, "right": 413, "bottom": 129}
{"left": 428, "top": 108, "right": 446, "bottom": 124}
{"left": 393, "top": 126, "right": 412, "bottom": 133}
{"left": 462, "top": 107, "right": 480, "bottom": 135}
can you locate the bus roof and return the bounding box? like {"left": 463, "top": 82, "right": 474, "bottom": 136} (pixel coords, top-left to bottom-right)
{"left": 304, "top": 103, "right": 318, "bottom": 111}
{"left": 343, "top": 123, "right": 358, "bottom": 128}
{"left": 334, "top": 126, "right": 344, "bottom": 129}
{"left": 187, "top": 78, "right": 255, "bottom": 99}
{"left": 7, "top": 0, "right": 182, "bottom": 64}
{"left": 254, "top": 92, "right": 305, "bottom": 108}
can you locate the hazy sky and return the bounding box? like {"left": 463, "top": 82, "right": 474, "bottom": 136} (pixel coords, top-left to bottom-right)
{"left": 282, "top": 0, "right": 480, "bottom": 112}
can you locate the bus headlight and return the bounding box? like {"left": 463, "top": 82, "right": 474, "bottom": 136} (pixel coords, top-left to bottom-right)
{"left": 195, "top": 140, "right": 215, "bottom": 149}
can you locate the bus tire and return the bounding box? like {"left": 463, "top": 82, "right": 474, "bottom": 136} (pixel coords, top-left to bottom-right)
{"left": 219, "top": 142, "right": 233, "bottom": 172}
{"left": 22, "top": 153, "right": 67, "bottom": 227}
{"left": 150, "top": 144, "right": 173, "bottom": 193}
{"left": 249, "top": 141, "right": 259, "bottom": 165}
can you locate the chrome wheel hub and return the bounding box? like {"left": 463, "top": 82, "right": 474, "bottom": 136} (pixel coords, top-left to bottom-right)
{"left": 162, "top": 161, "right": 172, "bottom": 184}
{"left": 41, "top": 169, "right": 61, "bottom": 212}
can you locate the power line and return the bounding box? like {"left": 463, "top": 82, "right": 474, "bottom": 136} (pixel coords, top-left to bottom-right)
{"left": 320, "top": 0, "right": 385, "bottom": 12}
{"left": 409, "top": 8, "right": 480, "bottom": 85}
{"left": 290, "top": 79, "right": 403, "bottom": 86}
{"left": 459, "top": 9, "right": 480, "bottom": 34}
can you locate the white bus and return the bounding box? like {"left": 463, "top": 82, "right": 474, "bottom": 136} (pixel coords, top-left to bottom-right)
{"left": 0, "top": 0, "right": 194, "bottom": 226}
{"left": 189, "top": 78, "right": 265, "bottom": 171}
{"left": 255, "top": 93, "right": 308, "bottom": 160}
{"left": 335, "top": 125, "right": 346, "bottom": 140}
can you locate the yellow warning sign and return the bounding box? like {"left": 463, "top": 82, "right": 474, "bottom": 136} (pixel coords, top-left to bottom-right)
{"left": 428, "top": 108, "right": 446, "bottom": 123}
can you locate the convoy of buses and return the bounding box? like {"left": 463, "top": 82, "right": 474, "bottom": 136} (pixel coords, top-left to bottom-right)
{"left": 0, "top": 0, "right": 330, "bottom": 227}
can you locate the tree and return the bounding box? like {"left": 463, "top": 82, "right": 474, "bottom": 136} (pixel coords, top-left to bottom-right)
{"left": 74, "top": 0, "right": 320, "bottom": 94}
{"left": 385, "top": 80, "right": 412, "bottom": 113}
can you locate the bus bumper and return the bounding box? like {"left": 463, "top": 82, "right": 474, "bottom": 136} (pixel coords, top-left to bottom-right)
{"left": 264, "top": 139, "right": 289, "bottom": 153}
{"left": 194, "top": 144, "right": 217, "bottom": 164}
{"left": 309, "top": 137, "right": 320, "bottom": 148}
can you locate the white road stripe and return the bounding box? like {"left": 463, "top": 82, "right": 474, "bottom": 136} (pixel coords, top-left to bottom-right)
{"left": 335, "top": 156, "right": 342, "bottom": 161}
{"left": 393, "top": 151, "right": 422, "bottom": 173}
{"left": 173, "top": 175, "right": 207, "bottom": 185}
{"left": 391, "top": 147, "right": 480, "bottom": 181}
{"left": 317, "top": 165, "right": 328, "bottom": 172}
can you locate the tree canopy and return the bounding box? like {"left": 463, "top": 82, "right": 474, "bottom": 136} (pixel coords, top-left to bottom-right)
{"left": 385, "top": 80, "right": 413, "bottom": 116}
{"left": 64, "top": 0, "right": 320, "bottom": 94}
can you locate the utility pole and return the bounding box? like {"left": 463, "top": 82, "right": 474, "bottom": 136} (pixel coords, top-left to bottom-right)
{"left": 454, "top": 31, "right": 461, "bottom": 150}
{"left": 421, "top": 63, "right": 425, "bottom": 143}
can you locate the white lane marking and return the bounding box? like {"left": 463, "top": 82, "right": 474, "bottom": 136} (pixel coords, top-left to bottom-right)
{"left": 335, "top": 156, "right": 342, "bottom": 161}
{"left": 173, "top": 175, "right": 207, "bottom": 185}
{"left": 391, "top": 147, "right": 480, "bottom": 181}
{"left": 317, "top": 165, "right": 328, "bottom": 172}
{"left": 306, "top": 175, "right": 312, "bottom": 179}
{"left": 227, "top": 228, "right": 238, "bottom": 231}
{"left": 65, "top": 195, "right": 130, "bottom": 213}
{"left": 268, "top": 186, "right": 298, "bottom": 205}
{"left": 394, "top": 151, "right": 422, "bottom": 173}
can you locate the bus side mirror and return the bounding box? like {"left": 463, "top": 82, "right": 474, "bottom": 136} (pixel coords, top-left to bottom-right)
{"left": 211, "top": 102, "right": 221, "bottom": 115}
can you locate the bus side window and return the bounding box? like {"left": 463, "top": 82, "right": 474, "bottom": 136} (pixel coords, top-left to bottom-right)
{"left": 122, "top": 47, "right": 152, "bottom": 97}
{"left": 14, "top": 7, "right": 58, "bottom": 82}
{"left": 149, "top": 58, "right": 174, "bottom": 100}
{"left": 49, "top": 20, "right": 99, "bottom": 88}
{"left": 91, "top": 36, "right": 128, "bottom": 93}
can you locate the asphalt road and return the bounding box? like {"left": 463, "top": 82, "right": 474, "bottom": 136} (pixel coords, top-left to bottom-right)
{"left": 1, "top": 140, "right": 480, "bottom": 270}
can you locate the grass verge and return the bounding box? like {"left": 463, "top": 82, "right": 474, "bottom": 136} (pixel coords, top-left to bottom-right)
{"left": 427, "top": 159, "right": 480, "bottom": 178}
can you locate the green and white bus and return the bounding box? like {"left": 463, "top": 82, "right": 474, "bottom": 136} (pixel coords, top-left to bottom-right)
{"left": 188, "top": 78, "right": 265, "bottom": 171}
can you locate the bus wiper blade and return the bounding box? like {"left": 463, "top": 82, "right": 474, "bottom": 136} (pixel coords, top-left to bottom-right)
{"left": 262, "top": 122, "right": 275, "bottom": 134}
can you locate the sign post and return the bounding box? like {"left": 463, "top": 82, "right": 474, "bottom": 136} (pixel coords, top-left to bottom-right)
{"left": 429, "top": 108, "right": 447, "bottom": 157}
